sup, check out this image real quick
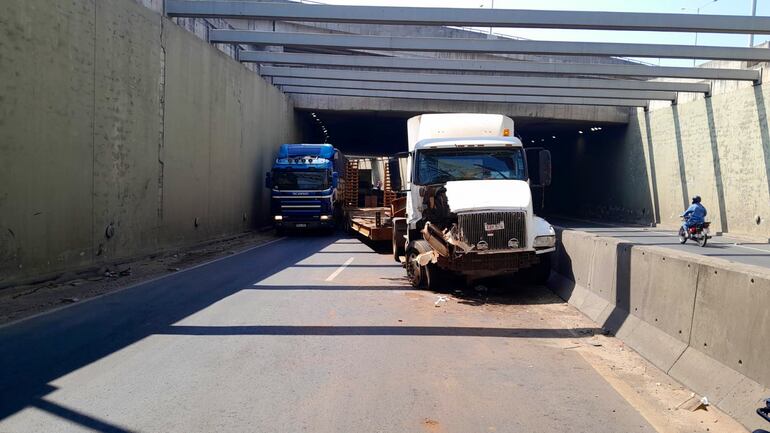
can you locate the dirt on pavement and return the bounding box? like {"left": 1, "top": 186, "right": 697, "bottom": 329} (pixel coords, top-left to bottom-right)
{"left": 0, "top": 230, "right": 279, "bottom": 326}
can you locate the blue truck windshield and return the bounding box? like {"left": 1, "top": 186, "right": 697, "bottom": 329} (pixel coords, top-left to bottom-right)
{"left": 272, "top": 169, "right": 329, "bottom": 190}
{"left": 414, "top": 148, "right": 526, "bottom": 185}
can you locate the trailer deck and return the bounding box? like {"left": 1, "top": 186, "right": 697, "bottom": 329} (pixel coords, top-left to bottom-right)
{"left": 345, "top": 207, "right": 392, "bottom": 241}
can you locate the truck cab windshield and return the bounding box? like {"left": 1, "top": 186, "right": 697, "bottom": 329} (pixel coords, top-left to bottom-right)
{"left": 272, "top": 169, "right": 330, "bottom": 190}
{"left": 414, "top": 148, "right": 526, "bottom": 185}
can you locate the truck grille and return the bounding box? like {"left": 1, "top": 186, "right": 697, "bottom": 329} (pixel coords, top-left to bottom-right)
{"left": 457, "top": 211, "right": 527, "bottom": 250}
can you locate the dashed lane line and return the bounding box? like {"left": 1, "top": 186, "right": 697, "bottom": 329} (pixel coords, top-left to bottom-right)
{"left": 325, "top": 257, "right": 355, "bottom": 282}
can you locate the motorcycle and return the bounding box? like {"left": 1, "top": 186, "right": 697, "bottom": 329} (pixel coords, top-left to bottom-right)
{"left": 754, "top": 397, "right": 770, "bottom": 433}
{"left": 678, "top": 217, "right": 711, "bottom": 247}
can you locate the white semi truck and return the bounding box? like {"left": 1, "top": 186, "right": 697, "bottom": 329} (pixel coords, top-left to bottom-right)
{"left": 391, "top": 113, "right": 556, "bottom": 289}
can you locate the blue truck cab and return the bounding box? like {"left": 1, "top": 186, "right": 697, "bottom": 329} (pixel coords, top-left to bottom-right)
{"left": 265, "top": 143, "right": 344, "bottom": 231}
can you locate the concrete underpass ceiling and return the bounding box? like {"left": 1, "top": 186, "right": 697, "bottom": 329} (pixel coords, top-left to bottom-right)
{"left": 297, "top": 109, "right": 621, "bottom": 156}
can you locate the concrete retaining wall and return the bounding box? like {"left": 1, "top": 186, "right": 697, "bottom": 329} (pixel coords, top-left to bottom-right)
{"left": 628, "top": 80, "right": 770, "bottom": 239}
{"left": 541, "top": 67, "right": 770, "bottom": 241}
{"left": 551, "top": 228, "right": 770, "bottom": 431}
{"left": 0, "top": 0, "right": 299, "bottom": 286}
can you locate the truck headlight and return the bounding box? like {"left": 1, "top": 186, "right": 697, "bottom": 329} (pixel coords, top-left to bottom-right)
{"left": 274, "top": 215, "right": 283, "bottom": 221}
{"left": 534, "top": 235, "right": 556, "bottom": 248}
{"left": 320, "top": 215, "right": 331, "bottom": 221}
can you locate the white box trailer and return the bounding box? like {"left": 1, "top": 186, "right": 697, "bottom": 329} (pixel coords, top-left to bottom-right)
{"left": 392, "top": 113, "right": 556, "bottom": 288}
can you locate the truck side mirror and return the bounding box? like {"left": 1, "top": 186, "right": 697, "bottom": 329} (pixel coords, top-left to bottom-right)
{"left": 538, "top": 150, "right": 552, "bottom": 187}
{"left": 331, "top": 172, "right": 339, "bottom": 188}
{"left": 264, "top": 172, "right": 272, "bottom": 189}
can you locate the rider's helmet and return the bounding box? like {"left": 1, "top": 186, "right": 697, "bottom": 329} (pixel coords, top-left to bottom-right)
{"left": 692, "top": 195, "right": 702, "bottom": 204}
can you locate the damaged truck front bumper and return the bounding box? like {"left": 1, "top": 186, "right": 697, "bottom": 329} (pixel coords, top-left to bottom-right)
{"left": 436, "top": 250, "right": 540, "bottom": 277}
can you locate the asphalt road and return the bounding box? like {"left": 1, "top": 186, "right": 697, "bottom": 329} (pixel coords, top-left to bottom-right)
{"left": 554, "top": 218, "right": 770, "bottom": 269}
{"left": 0, "top": 233, "right": 744, "bottom": 432}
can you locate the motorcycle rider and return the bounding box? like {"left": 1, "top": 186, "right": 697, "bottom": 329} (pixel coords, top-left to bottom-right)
{"left": 682, "top": 195, "right": 707, "bottom": 232}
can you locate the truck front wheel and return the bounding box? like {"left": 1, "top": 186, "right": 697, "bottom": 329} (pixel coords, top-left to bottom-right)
{"left": 405, "top": 240, "right": 442, "bottom": 290}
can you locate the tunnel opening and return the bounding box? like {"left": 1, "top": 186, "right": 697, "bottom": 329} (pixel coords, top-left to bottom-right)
{"left": 296, "top": 109, "right": 651, "bottom": 225}
{"left": 297, "top": 109, "right": 414, "bottom": 157}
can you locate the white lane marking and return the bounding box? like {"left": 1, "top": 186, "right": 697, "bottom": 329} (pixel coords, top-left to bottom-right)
{"left": 731, "top": 243, "right": 770, "bottom": 253}
{"left": 325, "top": 257, "right": 355, "bottom": 281}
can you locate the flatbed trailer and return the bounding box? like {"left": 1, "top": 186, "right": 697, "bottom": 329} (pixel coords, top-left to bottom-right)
{"left": 341, "top": 156, "right": 406, "bottom": 244}
{"left": 344, "top": 207, "right": 392, "bottom": 241}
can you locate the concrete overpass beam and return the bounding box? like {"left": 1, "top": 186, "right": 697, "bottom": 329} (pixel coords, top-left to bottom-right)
{"left": 241, "top": 52, "right": 762, "bottom": 82}
{"left": 260, "top": 66, "right": 711, "bottom": 94}
{"left": 210, "top": 30, "right": 770, "bottom": 62}
{"left": 168, "top": 1, "right": 770, "bottom": 35}
{"left": 281, "top": 86, "right": 651, "bottom": 107}
{"left": 272, "top": 77, "right": 678, "bottom": 101}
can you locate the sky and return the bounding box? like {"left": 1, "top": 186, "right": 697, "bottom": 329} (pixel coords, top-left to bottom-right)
{"left": 298, "top": 0, "right": 770, "bottom": 66}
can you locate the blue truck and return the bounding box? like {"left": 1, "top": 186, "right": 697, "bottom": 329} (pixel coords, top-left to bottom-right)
{"left": 264, "top": 143, "right": 345, "bottom": 232}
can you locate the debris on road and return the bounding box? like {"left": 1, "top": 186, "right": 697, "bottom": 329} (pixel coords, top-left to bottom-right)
{"left": 698, "top": 396, "right": 710, "bottom": 408}
{"left": 676, "top": 393, "right": 710, "bottom": 411}
{"left": 434, "top": 296, "right": 448, "bottom": 307}
{"left": 167, "top": 267, "right": 180, "bottom": 272}
{"left": 60, "top": 297, "right": 79, "bottom": 304}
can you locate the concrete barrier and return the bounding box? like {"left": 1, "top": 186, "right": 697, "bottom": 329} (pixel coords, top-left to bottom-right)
{"left": 551, "top": 227, "right": 770, "bottom": 430}
{"left": 689, "top": 262, "right": 770, "bottom": 387}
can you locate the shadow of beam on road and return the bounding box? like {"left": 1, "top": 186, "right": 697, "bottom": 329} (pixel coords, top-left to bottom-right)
{"left": 159, "top": 325, "right": 601, "bottom": 339}
{"left": 249, "top": 285, "right": 409, "bottom": 291}
{"left": 30, "top": 399, "right": 135, "bottom": 433}
{"left": 0, "top": 235, "right": 341, "bottom": 422}
{"left": 311, "top": 251, "right": 382, "bottom": 254}
{"left": 578, "top": 230, "right": 658, "bottom": 234}
{"left": 702, "top": 253, "right": 770, "bottom": 257}
{"left": 290, "top": 264, "right": 403, "bottom": 268}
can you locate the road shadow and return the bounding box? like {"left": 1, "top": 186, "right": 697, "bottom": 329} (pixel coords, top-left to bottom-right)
{"left": 352, "top": 234, "right": 393, "bottom": 254}
{"left": 248, "top": 285, "right": 408, "bottom": 291}
{"left": 754, "top": 85, "right": 770, "bottom": 221}
{"left": 291, "top": 264, "right": 403, "bottom": 268}
{"left": 0, "top": 235, "right": 340, "bottom": 428}
{"left": 30, "top": 398, "right": 135, "bottom": 433}
{"left": 160, "top": 324, "right": 601, "bottom": 339}
{"left": 644, "top": 110, "right": 662, "bottom": 224}
{"left": 672, "top": 105, "right": 691, "bottom": 211}
{"left": 704, "top": 97, "right": 730, "bottom": 234}
{"left": 452, "top": 284, "right": 565, "bottom": 307}
{"left": 601, "top": 242, "right": 633, "bottom": 334}
{"left": 426, "top": 266, "right": 566, "bottom": 306}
